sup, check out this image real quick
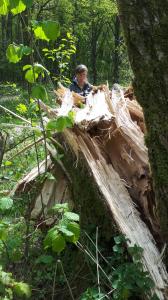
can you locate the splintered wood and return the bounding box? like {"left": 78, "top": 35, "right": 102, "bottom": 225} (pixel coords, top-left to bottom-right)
{"left": 39, "top": 85, "right": 168, "bottom": 299}
{"left": 15, "top": 84, "right": 167, "bottom": 299}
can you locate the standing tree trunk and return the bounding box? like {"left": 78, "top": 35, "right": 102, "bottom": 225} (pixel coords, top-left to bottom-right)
{"left": 0, "top": 133, "right": 4, "bottom": 168}
{"left": 116, "top": 1, "right": 168, "bottom": 245}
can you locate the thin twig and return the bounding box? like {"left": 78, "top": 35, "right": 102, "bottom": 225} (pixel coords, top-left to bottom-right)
{"left": 84, "top": 231, "right": 113, "bottom": 268}
{"left": 52, "top": 261, "right": 58, "bottom": 300}
{"left": 76, "top": 242, "right": 112, "bottom": 285}
{"left": 59, "top": 260, "right": 75, "bottom": 300}
{"left": 7, "top": 137, "right": 44, "bottom": 161}
{"left": 0, "top": 104, "right": 31, "bottom": 124}
{"left": 96, "top": 227, "right": 101, "bottom": 296}
{"left": 99, "top": 289, "right": 114, "bottom": 300}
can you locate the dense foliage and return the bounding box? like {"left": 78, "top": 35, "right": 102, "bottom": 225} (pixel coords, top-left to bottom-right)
{"left": 0, "top": 0, "right": 132, "bottom": 85}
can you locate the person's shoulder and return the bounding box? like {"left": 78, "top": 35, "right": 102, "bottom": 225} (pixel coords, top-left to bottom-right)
{"left": 69, "top": 81, "right": 76, "bottom": 91}
{"left": 86, "top": 82, "right": 93, "bottom": 90}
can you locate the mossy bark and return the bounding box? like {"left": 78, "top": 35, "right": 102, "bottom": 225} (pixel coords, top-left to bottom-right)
{"left": 0, "top": 133, "right": 4, "bottom": 167}
{"left": 58, "top": 137, "right": 117, "bottom": 241}
{"left": 117, "top": 1, "right": 168, "bottom": 242}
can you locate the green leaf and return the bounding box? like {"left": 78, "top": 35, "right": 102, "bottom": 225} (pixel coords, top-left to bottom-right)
{"left": 43, "top": 228, "right": 58, "bottom": 249}
{"left": 52, "top": 233, "right": 66, "bottom": 253}
{"left": 6, "top": 44, "right": 22, "bottom": 63}
{"left": 0, "top": 197, "right": 13, "bottom": 210}
{"left": 51, "top": 203, "right": 69, "bottom": 213}
{"left": 6, "top": 44, "right": 32, "bottom": 63}
{"left": 9, "top": 0, "right": 26, "bottom": 15}
{"left": 0, "top": 269, "right": 12, "bottom": 285}
{"left": 32, "top": 20, "right": 60, "bottom": 41}
{"left": 42, "top": 21, "right": 60, "bottom": 41}
{"left": 4, "top": 160, "right": 12, "bottom": 166}
{"left": 0, "top": 224, "right": 8, "bottom": 241}
{"left": 64, "top": 212, "right": 79, "bottom": 222}
{"left": 0, "top": 0, "right": 9, "bottom": 15}
{"left": 46, "top": 116, "right": 73, "bottom": 132}
{"left": 24, "top": 64, "right": 49, "bottom": 83}
{"left": 114, "top": 235, "right": 126, "bottom": 245}
{"left": 67, "top": 222, "right": 80, "bottom": 243}
{"left": 59, "top": 226, "right": 74, "bottom": 238}
{"left": 21, "top": 45, "right": 32, "bottom": 56}
{"left": 36, "top": 255, "right": 54, "bottom": 265}
{"left": 25, "top": 69, "right": 38, "bottom": 83}
{"left": 14, "top": 282, "right": 31, "bottom": 298}
{"left": 23, "top": 64, "right": 32, "bottom": 71}
{"left": 32, "top": 84, "right": 48, "bottom": 102}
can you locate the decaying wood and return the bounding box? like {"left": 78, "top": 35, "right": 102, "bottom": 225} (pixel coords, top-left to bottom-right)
{"left": 13, "top": 155, "right": 72, "bottom": 223}
{"left": 15, "top": 85, "right": 168, "bottom": 298}
{"left": 39, "top": 85, "right": 168, "bottom": 299}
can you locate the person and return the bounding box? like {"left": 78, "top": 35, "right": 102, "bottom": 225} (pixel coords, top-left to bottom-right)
{"left": 70, "top": 64, "right": 93, "bottom": 97}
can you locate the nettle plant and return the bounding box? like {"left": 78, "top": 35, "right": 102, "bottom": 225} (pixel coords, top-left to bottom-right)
{"left": 44, "top": 203, "right": 80, "bottom": 253}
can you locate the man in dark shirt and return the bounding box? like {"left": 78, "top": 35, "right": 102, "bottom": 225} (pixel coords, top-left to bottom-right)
{"left": 70, "top": 64, "right": 93, "bottom": 97}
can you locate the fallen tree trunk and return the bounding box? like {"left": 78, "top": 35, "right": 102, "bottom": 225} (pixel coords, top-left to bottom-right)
{"left": 15, "top": 85, "right": 168, "bottom": 298}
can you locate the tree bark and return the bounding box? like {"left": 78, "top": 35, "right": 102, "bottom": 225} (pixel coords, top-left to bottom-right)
{"left": 117, "top": 0, "right": 168, "bottom": 245}
{"left": 0, "top": 133, "right": 4, "bottom": 168}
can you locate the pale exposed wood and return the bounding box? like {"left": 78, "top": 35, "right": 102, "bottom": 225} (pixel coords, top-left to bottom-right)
{"left": 16, "top": 85, "right": 168, "bottom": 298}
{"left": 62, "top": 129, "right": 168, "bottom": 300}
{"left": 12, "top": 156, "right": 52, "bottom": 193}
{"left": 50, "top": 85, "right": 168, "bottom": 298}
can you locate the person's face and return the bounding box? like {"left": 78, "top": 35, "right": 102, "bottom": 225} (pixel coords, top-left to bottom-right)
{"left": 76, "top": 71, "right": 88, "bottom": 86}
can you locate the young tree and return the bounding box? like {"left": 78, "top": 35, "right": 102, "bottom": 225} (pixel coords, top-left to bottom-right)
{"left": 117, "top": 1, "right": 168, "bottom": 244}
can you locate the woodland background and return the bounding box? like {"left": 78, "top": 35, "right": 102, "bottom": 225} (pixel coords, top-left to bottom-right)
{"left": 1, "top": 0, "right": 167, "bottom": 300}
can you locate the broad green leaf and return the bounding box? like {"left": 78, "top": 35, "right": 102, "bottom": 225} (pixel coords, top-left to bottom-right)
{"left": 36, "top": 255, "right": 54, "bottom": 265}
{"left": 33, "top": 63, "right": 50, "bottom": 75}
{"left": 32, "top": 20, "right": 60, "bottom": 41}
{"left": 6, "top": 44, "right": 22, "bottom": 63}
{"left": 59, "top": 226, "right": 74, "bottom": 238}
{"left": 21, "top": 45, "right": 32, "bottom": 56}
{"left": 32, "top": 84, "right": 48, "bottom": 101}
{"left": 0, "top": 0, "right": 9, "bottom": 15}
{"left": 52, "top": 233, "right": 66, "bottom": 253}
{"left": 34, "top": 26, "right": 47, "bottom": 41}
{"left": 0, "top": 197, "right": 13, "bottom": 210}
{"left": 6, "top": 44, "right": 32, "bottom": 63}
{"left": 43, "top": 228, "right": 57, "bottom": 249}
{"left": 64, "top": 212, "right": 79, "bottom": 222}
{"left": 0, "top": 269, "right": 12, "bottom": 285}
{"left": 14, "top": 282, "right": 31, "bottom": 298}
{"left": 42, "top": 21, "right": 60, "bottom": 41}
{"left": 9, "top": 0, "right": 26, "bottom": 15}
{"left": 23, "top": 64, "right": 32, "bottom": 71}
{"left": 4, "top": 160, "right": 12, "bottom": 166}
{"left": 46, "top": 116, "right": 73, "bottom": 132}
{"left": 25, "top": 69, "right": 38, "bottom": 83}
{"left": 24, "top": 64, "right": 49, "bottom": 83}
{"left": 67, "top": 222, "right": 80, "bottom": 243}
{"left": 52, "top": 203, "right": 69, "bottom": 213}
